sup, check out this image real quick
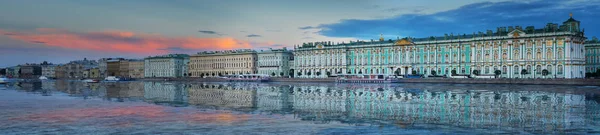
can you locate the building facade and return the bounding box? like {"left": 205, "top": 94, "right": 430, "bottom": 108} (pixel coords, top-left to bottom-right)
{"left": 62, "top": 59, "right": 98, "bottom": 79}
{"left": 585, "top": 38, "right": 600, "bottom": 75}
{"left": 144, "top": 54, "right": 189, "bottom": 78}
{"left": 19, "top": 64, "right": 42, "bottom": 78}
{"left": 119, "top": 60, "right": 130, "bottom": 78}
{"left": 90, "top": 68, "right": 100, "bottom": 78}
{"left": 128, "top": 60, "right": 144, "bottom": 78}
{"left": 55, "top": 65, "right": 67, "bottom": 78}
{"left": 294, "top": 15, "right": 586, "bottom": 78}
{"left": 188, "top": 49, "right": 257, "bottom": 77}
{"left": 42, "top": 65, "right": 56, "bottom": 78}
{"left": 257, "top": 48, "right": 293, "bottom": 77}
{"left": 99, "top": 58, "right": 124, "bottom": 77}
{"left": 106, "top": 59, "right": 122, "bottom": 77}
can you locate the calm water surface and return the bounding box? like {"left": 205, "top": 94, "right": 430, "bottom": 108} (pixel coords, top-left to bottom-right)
{"left": 1, "top": 80, "right": 600, "bottom": 134}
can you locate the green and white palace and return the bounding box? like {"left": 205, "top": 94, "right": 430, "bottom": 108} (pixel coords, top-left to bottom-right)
{"left": 293, "top": 15, "right": 586, "bottom": 79}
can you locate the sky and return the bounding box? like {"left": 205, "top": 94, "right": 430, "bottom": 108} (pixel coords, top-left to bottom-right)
{"left": 1, "top": 0, "right": 599, "bottom": 68}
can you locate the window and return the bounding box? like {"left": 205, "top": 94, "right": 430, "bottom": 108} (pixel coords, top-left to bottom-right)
{"left": 558, "top": 65, "right": 563, "bottom": 74}
{"left": 485, "top": 66, "right": 490, "bottom": 74}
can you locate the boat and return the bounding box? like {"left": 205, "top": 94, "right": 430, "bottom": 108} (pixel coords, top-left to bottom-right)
{"left": 225, "top": 74, "right": 271, "bottom": 82}
{"left": 39, "top": 76, "right": 49, "bottom": 80}
{"left": 104, "top": 76, "right": 121, "bottom": 82}
{"left": 82, "top": 79, "right": 100, "bottom": 83}
{"left": 0, "top": 77, "right": 9, "bottom": 84}
{"left": 336, "top": 74, "right": 393, "bottom": 83}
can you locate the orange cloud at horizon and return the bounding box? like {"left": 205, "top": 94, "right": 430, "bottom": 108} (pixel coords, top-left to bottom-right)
{"left": 0, "top": 28, "right": 269, "bottom": 55}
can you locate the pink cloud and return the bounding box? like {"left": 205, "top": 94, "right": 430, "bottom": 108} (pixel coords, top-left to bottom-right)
{"left": 0, "top": 28, "right": 275, "bottom": 55}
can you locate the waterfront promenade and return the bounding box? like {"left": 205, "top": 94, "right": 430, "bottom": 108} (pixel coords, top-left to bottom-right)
{"left": 139, "top": 77, "right": 600, "bottom": 86}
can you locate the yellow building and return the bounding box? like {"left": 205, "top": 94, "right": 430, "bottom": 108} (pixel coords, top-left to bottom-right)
{"left": 189, "top": 49, "right": 257, "bottom": 77}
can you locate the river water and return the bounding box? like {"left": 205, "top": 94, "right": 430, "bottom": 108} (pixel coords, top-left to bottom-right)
{"left": 1, "top": 80, "right": 600, "bottom": 134}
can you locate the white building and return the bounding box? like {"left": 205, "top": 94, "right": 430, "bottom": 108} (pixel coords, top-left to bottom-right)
{"left": 293, "top": 15, "right": 586, "bottom": 78}
{"left": 144, "top": 54, "right": 189, "bottom": 78}
{"left": 257, "top": 48, "right": 293, "bottom": 77}
{"left": 585, "top": 38, "right": 600, "bottom": 75}
{"left": 41, "top": 65, "right": 56, "bottom": 78}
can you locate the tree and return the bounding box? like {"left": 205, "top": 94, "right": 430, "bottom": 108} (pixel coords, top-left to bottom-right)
{"left": 316, "top": 72, "right": 321, "bottom": 76}
{"left": 326, "top": 71, "right": 331, "bottom": 76}
{"left": 307, "top": 72, "right": 312, "bottom": 76}
{"left": 347, "top": 71, "right": 351, "bottom": 74}
{"left": 395, "top": 69, "right": 401, "bottom": 76}
{"left": 200, "top": 73, "right": 205, "bottom": 78}
{"left": 596, "top": 69, "right": 600, "bottom": 77}
{"left": 412, "top": 70, "right": 417, "bottom": 75}
{"left": 542, "top": 69, "right": 549, "bottom": 76}
{"left": 271, "top": 72, "right": 276, "bottom": 76}
{"left": 472, "top": 70, "right": 480, "bottom": 76}
{"left": 521, "top": 69, "right": 528, "bottom": 75}
{"left": 451, "top": 70, "right": 457, "bottom": 76}
{"left": 494, "top": 70, "right": 502, "bottom": 77}
{"left": 297, "top": 72, "right": 302, "bottom": 76}
{"left": 358, "top": 71, "right": 363, "bottom": 74}
{"left": 280, "top": 72, "right": 284, "bottom": 77}
{"left": 431, "top": 70, "right": 437, "bottom": 76}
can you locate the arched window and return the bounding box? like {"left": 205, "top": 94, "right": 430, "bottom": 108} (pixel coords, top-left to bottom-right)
{"left": 503, "top": 66, "right": 507, "bottom": 74}
{"left": 558, "top": 65, "right": 563, "bottom": 74}
{"left": 536, "top": 65, "right": 541, "bottom": 74}
{"left": 557, "top": 49, "right": 563, "bottom": 59}
{"left": 514, "top": 66, "right": 519, "bottom": 74}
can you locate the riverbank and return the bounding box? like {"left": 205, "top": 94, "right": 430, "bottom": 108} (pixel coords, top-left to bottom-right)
{"left": 139, "top": 77, "right": 600, "bottom": 86}
{"left": 7, "top": 77, "right": 598, "bottom": 86}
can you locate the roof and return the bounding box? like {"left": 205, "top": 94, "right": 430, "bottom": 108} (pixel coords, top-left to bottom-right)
{"left": 145, "top": 54, "right": 189, "bottom": 59}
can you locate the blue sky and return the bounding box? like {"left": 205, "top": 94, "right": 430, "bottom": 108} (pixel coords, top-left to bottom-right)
{"left": 0, "top": 0, "right": 599, "bottom": 67}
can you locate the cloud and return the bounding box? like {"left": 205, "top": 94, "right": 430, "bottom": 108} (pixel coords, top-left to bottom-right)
{"left": 298, "top": 26, "right": 319, "bottom": 30}
{"left": 309, "top": 0, "right": 600, "bottom": 39}
{"left": 0, "top": 28, "right": 268, "bottom": 55}
{"left": 266, "top": 29, "right": 281, "bottom": 32}
{"left": 383, "top": 7, "right": 403, "bottom": 12}
{"left": 302, "top": 37, "right": 314, "bottom": 39}
{"left": 198, "top": 30, "right": 218, "bottom": 34}
{"left": 246, "top": 34, "right": 261, "bottom": 38}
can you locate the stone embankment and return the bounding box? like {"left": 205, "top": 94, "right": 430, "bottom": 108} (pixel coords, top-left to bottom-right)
{"left": 138, "top": 77, "right": 600, "bottom": 86}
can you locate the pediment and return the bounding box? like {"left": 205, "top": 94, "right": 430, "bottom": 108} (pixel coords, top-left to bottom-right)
{"left": 395, "top": 39, "right": 413, "bottom": 46}
{"left": 508, "top": 29, "right": 526, "bottom": 38}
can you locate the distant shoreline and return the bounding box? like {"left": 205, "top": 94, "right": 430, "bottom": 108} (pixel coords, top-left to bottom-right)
{"left": 138, "top": 77, "right": 600, "bottom": 86}
{"left": 6, "top": 77, "right": 599, "bottom": 86}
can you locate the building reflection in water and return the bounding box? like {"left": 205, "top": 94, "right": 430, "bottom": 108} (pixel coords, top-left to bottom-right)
{"left": 187, "top": 83, "right": 257, "bottom": 111}
{"left": 12, "top": 81, "right": 599, "bottom": 134}
{"left": 106, "top": 82, "right": 144, "bottom": 102}
{"left": 285, "top": 84, "right": 600, "bottom": 134}
{"left": 144, "top": 82, "right": 188, "bottom": 106}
